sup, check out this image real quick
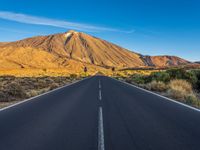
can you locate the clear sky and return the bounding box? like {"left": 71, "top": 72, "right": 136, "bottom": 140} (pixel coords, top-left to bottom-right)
{"left": 0, "top": 0, "right": 199, "bottom": 61}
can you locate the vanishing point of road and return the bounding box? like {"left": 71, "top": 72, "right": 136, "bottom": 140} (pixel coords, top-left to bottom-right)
{"left": 0, "top": 76, "right": 200, "bottom": 150}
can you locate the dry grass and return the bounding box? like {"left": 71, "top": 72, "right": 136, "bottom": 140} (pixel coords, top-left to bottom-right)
{"left": 0, "top": 68, "right": 156, "bottom": 78}
{"left": 146, "top": 81, "right": 168, "bottom": 92}
{"left": 0, "top": 68, "right": 96, "bottom": 77}
{"left": 49, "top": 83, "right": 60, "bottom": 90}
{"left": 167, "top": 79, "right": 199, "bottom": 107}
{"left": 121, "top": 69, "right": 200, "bottom": 108}
{"left": 168, "top": 79, "right": 193, "bottom": 99}
{"left": 113, "top": 70, "right": 157, "bottom": 78}
{"left": 0, "top": 76, "right": 80, "bottom": 104}
{"left": 26, "top": 88, "right": 49, "bottom": 97}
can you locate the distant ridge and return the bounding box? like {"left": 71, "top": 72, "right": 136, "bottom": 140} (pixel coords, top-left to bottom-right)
{"left": 0, "top": 30, "right": 191, "bottom": 70}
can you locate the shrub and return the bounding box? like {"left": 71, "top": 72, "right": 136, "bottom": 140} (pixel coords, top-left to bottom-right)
{"left": 131, "top": 74, "right": 147, "bottom": 84}
{"left": 0, "top": 81, "right": 28, "bottom": 102}
{"left": 167, "top": 68, "right": 186, "bottom": 79}
{"left": 70, "top": 74, "right": 77, "bottom": 79}
{"left": 151, "top": 71, "right": 170, "bottom": 83}
{"left": 185, "top": 94, "right": 200, "bottom": 107}
{"left": 167, "top": 79, "right": 198, "bottom": 104}
{"left": 147, "top": 81, "right": 168, "bottom": 92}
{"left": 6, "top": 82, "right": 27, "bottom": 98}
{"left": 167, "top": 88, "right": 186, "bottom": 100}
{"left": 0, "top": 91, "right": 6, "bottom": 102}
{"left": 169, "top": 79, "right": 193, "bottom": 93}
{"left": 27, "top": 90, "right": 40, "bottom": 97}
{"left": 192, "top": 70, "right": 200, "bottom": 91}
{"left": 167, "top": 68, "right": 197, "bottom": 85}
{"left": 0, "top": 82, "right": 4, "bottom": 90}
{"left": 125, "top": 78, "right": 133, "bottom": 83}
{"left": 35, "top": 79, "right": 48, "bottom": 89}
{"left": 184, "top": 71, "right": 198, "bottom": 85}
{"left": 49, "top": 83, "right": 60, "bottom": 90}
{"left": 0, "top": 76, "right": 81, "bottom": 103}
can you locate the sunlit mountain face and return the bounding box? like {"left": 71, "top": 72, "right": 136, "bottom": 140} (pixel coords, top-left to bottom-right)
{"left": 0, "top": 30, "right": 191, "bottom": 70}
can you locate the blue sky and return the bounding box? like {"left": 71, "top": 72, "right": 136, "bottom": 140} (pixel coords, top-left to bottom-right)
{"left": 0, "top": 0, "right": 199, "bottom": 61}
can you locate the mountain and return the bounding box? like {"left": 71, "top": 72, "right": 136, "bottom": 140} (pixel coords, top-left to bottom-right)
{"left": 195, "top": 61, "right": 200, "bottom": 64}
{"left": 0, "top": 42, "right": 7, "bottom": 46}
{"left": 142, "top": 55, "right": 191, "bottom": 67}
{"left": 0, "top": 30, "right": 191, "bottom": 70}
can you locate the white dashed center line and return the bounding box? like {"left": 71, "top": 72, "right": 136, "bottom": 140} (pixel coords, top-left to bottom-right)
{"left": 99, "top": 80, "right": 102, "bottom": 101}
{"left": 99, "top": 90, "right": 102, "bottom": 101}
{"left": 98, "top": 107, "right": 105, "bottom": 150}
{"left": 99, "top": 80, "right": 101, "bottom": 89}
{"left": 98, "top": 80, "right": 105, "bottom": 150}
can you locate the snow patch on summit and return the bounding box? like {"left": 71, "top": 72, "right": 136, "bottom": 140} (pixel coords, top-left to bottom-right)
{"left": 64, "top": 32, "right": 72, "bottom": 38}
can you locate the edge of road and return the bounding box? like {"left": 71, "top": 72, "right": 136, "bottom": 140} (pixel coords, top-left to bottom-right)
{"left": 0, "top": 76, "right": 92, "bottom": 112}
{"left": 111, "top": 77, "right": 200, "bottom": 112}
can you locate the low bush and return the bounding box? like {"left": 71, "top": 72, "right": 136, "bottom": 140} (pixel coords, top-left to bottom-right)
{"left": 167, "top": 68, "right": 197, "bottom": 85}
{"left": 168, "top": 79, "right": 193, "bottom": 94}
{"left": 70, "top": 74, "right": 78, "bottom": 79}
{"left": 6, "top": 82, "right": 27, "bottom": 99}
{"left": 167, "top": 68, "right": 187, "bottom": 79}
{"left": 131, "top": 74, "right": 148, "bottom": 84}
{"left": 150, "top": 71, "right": 170, "bottom": 83}
{"left": 27, "top": 90, "right": 40, "bottom": 97}
{"left": 0, "top": 76, "right": 80, "bottom": 103}
{"left": 49, "top": 83, "right": 60, "bottom": 90}
{"left": 0, "top": 91, "right": 6, "bottom": 101}
{"left": 167, "top": 79, "right": 199, "bottom": 106}
{"left": 123, "top": 69, "right": 200, "bottom": 108}
{"left": 147, "top": 81, "right": 168, "bottom": 92}
{"left": 185, "top": 94, "right": 200, "bottom": 106}
{"left": 125, "top": 78, "right": 133, "bottom": 83}
{"left": 0, "top": 81, "right": 27, "bottom": 102}
{"left": 167, "top": 88, "right": 186, "bottom": 100}
{"left": 192, "top": 70, "right": 200, "bottom": 91}
{"left": 0, "top": 82, "right": 3, "bottom": 90}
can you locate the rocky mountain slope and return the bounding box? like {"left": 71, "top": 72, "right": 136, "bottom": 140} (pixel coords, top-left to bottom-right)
{"left": 0, "top": 30, "right": 191, "bottom": 70}
{"left": 142, "top": 56, "right": 190, "bottom": 67}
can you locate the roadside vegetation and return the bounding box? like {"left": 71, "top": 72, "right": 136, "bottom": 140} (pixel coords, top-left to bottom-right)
{"left": 115, "top": 68, "right": 200, "bottom": 108}
{"left": 0, "top": 75, "right": 87, "bottom": 108}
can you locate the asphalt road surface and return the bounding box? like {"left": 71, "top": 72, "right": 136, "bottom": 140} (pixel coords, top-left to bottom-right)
{"left": 0, "top": 76, "right": 200, "bottom": 150}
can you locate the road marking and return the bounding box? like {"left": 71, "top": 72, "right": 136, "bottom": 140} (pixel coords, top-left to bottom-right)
{"left": 0, "top": 77, "right": 92, "bottom": 112}
{"left": 99, "top": 80, "right": 101, "bottom": 89}
{"left": 112, "top": 78, "right": 200, "bottom": 112}
{"left": 99, "top": 90, "right": 102, "bottom": 100}
{"left": 98, "top": 107, "right": 105, "bottom": 150}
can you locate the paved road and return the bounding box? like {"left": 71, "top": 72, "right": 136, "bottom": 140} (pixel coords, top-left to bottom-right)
{"left": 0, "top": 76, "right": 200, "bottom": 150}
